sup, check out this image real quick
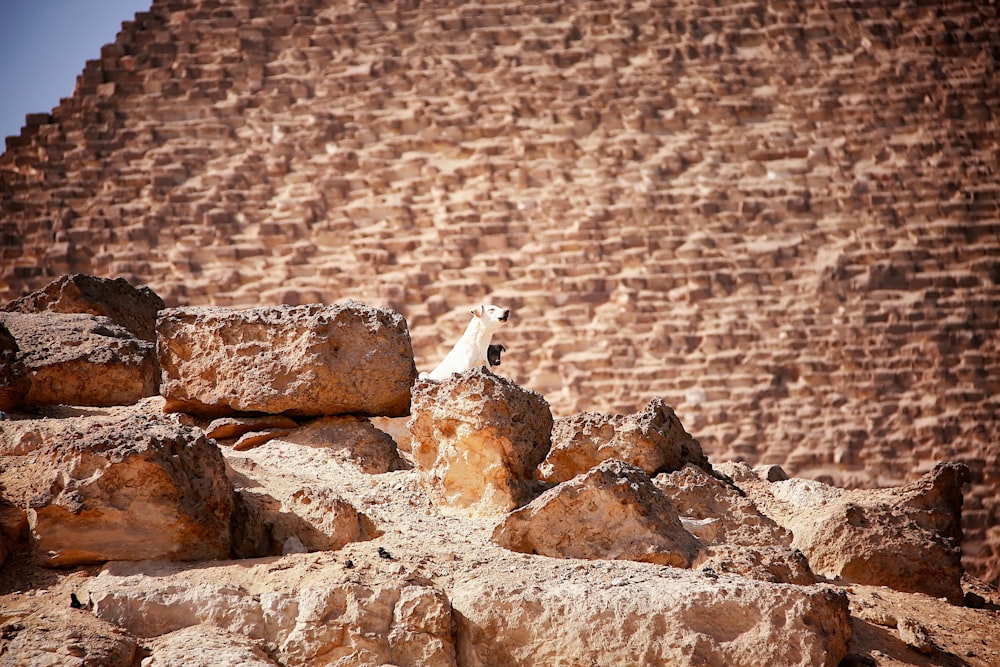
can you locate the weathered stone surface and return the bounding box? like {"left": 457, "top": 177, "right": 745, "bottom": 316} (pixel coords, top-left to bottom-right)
{"left": 206, "top": 415, "right": 299, "bottom": 440}
{"left": 720, "top": 461, "right": 969, "bottom": 603}
{"left": 0, "top": 595, "right": 137, "bottom": 667}
{"left": 451, "top": 567, "right": 852, "bottom": 667}
{"left": 653, "top": 463, "right": 815, "bottom": 584}
{"left": 538, "top": 397, "right": 710, "bottom": 484}
{"left": 86, "top": 560, "right": 457, "bottom": 667}
{"left": 0, "top": 411, "right": 234, "bottom": 566}
{"left": 232, "top": 429, "right": 290, "bottom": 451}
{"left": 0, "top": 312, "right": 159, "bottom": 407}
{"left": 266, "top": 486, "right": 373, "bottom": 554}
{"left": 157, "top": 302, "right": 417, "bottom": 418}
{"left": 283, "top": 415, "right": 405, "bottom": 474}
{"left": 0, "top": 273, "right": 164, "bottom": 341}
{"left": 493, "top": 459, "right": 698, "bottom": 567}
{"left": 143, "top": 625, "right": 281, "bottom": 667}
{"left": 0, "top": 320, "right": 29, "bottom": 411}
{"left": 409, "top": 368, "right": 552, "bottom": 516}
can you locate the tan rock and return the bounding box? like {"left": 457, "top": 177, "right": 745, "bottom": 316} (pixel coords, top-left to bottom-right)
{"left": 0, "top": 273, "right": 164, "bottom": 341}
{"left": 232, "top": 429, "right": 290, "bottom": 451}
{"left": 720, "top": 461, "right": 968, "bottom": 603}
{"left": 206, "top": 415, "right": 299, "bottom": 439}
{"left": 143, "top": 625, "right": 280, "bottom": 667}
{"left": 157, "top": 302, "right": 417, "bottom": 417}
{"left": 493, "top": 459, "right": 699, "bottom": 567}
{"left": 0, "top": 312, "right": 159, "bottom": 407}
{"left": 269, "top": 485, "right": 373, "bottom": 553}
{"left": 0, "top": 594, "right": 137, "bottom": 667}
{"left": 654, "top": 463, "right": 815, "bottom": 584}
{"left": 537, "top": 397, "right": 710, "bottom": 484}
{"left": 409, "top": 368, "right": 552, "bottom": 515}
{"left": 0, "top": 412, "right": 234, "bottom": 566}
{"left": 283, "top": 415, "right": 405, "bottom": 474}
{"left": 451, "top": 566, "right": 851, "bottom": 667}
{"left": 0, "top": 320, "right": 29, "bottom": 411}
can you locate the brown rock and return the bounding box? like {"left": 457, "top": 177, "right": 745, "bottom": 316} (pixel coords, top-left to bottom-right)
{"left": 0, "top": 312, "right": 159, "bottom": 407}
{"left": 655, "top": 464, "right": 815, "bottom": 584}
{"left": 205, "top": 415, "right": 299, "bottom": 440}
{"left": 720, "top": 461, "right": 969, "bottom": 603}
{"left": 143, "top": 625, "right": 279, "bottom": 667}
{"left": 0, "top": 411, "right": 234, "bottom": 566}
{"left": 156, "top": 303, "right": 417, "bottom": 417}
{"left": 1, "top": 273, "right": 165, "bottom": 341}
{"left": 232, "top": 429, "right": 290, "bottom": 451}
{"left": 537, "top": 397, "right": 710, "bottom": 484}
{"left": 0, "top": 320, "right": 29, "bottom": 411}
{"left": 493, "top": 459, "right": 699, "bottom": 567}
{"left": 283, "top": 415, "right": 405, "bottom": 474}
{"left": 409, "top": 368, "right": 552, "bottom": 515}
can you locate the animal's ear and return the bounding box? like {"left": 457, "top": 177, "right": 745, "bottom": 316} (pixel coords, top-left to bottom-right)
{"left": 471, "top": 305, "right": 484, "bottom": 318}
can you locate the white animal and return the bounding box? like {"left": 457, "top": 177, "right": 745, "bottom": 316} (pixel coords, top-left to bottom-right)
{"left": 423, "top": 304, "right": 510, "bottom": 380}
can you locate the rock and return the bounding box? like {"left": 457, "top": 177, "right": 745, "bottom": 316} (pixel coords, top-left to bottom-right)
{"left": 142, "top": 625, "right": 280, "bottom": 667}
{"left": 283, "top": 415, "right": 405, "bottom": 474}
{"left": 0, "top": 411, "right": 234, "bottom": 566}
{"left": 0, "top": 320, "right": 29, "bottom": 411}
{"left": 86, "top": 560, "right": 457, "bottom": 667}
{"left": 156, "top": 302, "right": 417, "bottom": 417}
{"left": 409, "top": 368, "right": 552, "bottom": 515}
{"left": 232, "top": 429, "right": 290, "bottom": 451}
{"left": 0, "top": 594, "right": 138, "bottom": 667}
{"left": 451, "top": 566, "right": 852, "bottom": 667}
{"left": 493, "top": 459, "right": 699, "bottom": 568}
{"left": 719, "top": 461, "right": 969, "bottom": 603}
{"left": 653, "top": 464, "right": 815, "bottom": 584}
{"left": 268, "top": 486, "right": 374, "bottom": 553}
{"left": 753, "top": 463, "right": 789, "bottom": 482}
{"left": 0, "top": 312, "right": 159, "bottom": 407}
{"left": 537, "top": 397, "right": 710, "bottom": 484}
{"left": 206, "top": 415, "right": 299, "bottom": 440}
{"left": 896, "top": 617, "right": 934, "bottom": 654}
{"left": 0, "top": 273, "right": 165, "bottom": 341}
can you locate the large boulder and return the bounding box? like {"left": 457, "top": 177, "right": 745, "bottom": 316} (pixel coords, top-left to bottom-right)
{"left": 157, "top": 302, "right": 417, "bottom": 417}
{"left": 720, "top": 461, "right": 969, "bottom": 603}
{"left": 0, "top": 273, "right": 164, "bottom": 341}
{"left": 0, "top": 312, "right": 159, "bottom": 407}
{"left": 493, "top": 459, "right": 699, "bottom": 567}
{"left": 409, "top": 368, "right": 552, "bottom": 515}
{"left": 0, "top": 320, "right": 29, "bottom": 411}
{"left": 451, "top": 564, "right": 851, "bottom": 667}
{"left": 0, "top": 409, "right": 234, "bottom": 566}
{"left": 537, "top": 397, "right": 710, "bottom": 484}
{"left": 655, "top": 464, "right": 815, "bottom": 584}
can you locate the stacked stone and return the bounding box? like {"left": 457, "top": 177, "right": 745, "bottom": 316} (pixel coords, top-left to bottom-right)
{"left": 1, "top": 0, "right": 998, "bottom": 581}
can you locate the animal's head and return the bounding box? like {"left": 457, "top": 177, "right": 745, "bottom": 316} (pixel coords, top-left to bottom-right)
{"left": 472, "top": 304, "right": 510, "bottom": 330}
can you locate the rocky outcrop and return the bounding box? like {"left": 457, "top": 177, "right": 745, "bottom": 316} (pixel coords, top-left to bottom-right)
{"left": 537, "top": 397, "right": 710, "bottom": 484}
{"left": 0, "top": 320, "right": 28, "bottom": 411}
{"left": 451, "top": 565, "right": 852, "bottom": 667}
{"left": 721, "top": 461, "right": 969, "bottom": 603}
{"left": 0, "top": 273, "right": 164, "bottom": 341}
{"left": 0, "top": 408, "right": 234, "bottom": 566}
{"left": 493, "top": 459, "right": 699, "bottom": 567}
{"left": 283, "top": 415, "right": 405, "bottom": 474}
{"left": 0, "top": 312, "right": 159, "bottom": 407}
{"left": 409, "top": 368, "right": 552, "bottom": 516}
{"left": 156, "top": 302, "right": 417, "bottom": 417}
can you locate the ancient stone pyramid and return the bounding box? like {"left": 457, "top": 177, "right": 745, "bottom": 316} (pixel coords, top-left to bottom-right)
{"left": 1, "top": 0, "right": 998, "bottom": 581}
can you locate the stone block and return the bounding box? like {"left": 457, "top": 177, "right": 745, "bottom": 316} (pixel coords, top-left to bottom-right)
{"left": 157, "top": 302, "right": 416, "bottom": 417}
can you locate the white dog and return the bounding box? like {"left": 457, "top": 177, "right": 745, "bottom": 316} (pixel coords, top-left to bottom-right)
{"left": 423, "top": 304, "right": 510, "bottom": 380}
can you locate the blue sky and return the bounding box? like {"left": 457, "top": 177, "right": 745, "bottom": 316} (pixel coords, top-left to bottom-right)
{"left": 0, "top": 0, "right": 151, "bottom": 143}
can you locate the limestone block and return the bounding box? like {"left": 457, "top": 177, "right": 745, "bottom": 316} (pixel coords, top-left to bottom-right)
{"left": 156, "top": 302, "right": 417, "bottom": 417}
{"left": 283, "top": 415, "right": 405, "bottom": 474}
{"left": 0, "top": 320, "right": 29, "bottom": 411}
{"left": 537, "top": 397, "right": 710, "bottom": 484}
{"left": 143, "top": 625, "right": 280, "bottom": 667}
{"left": 268, "top": 485, "right": 372, "bottom": 553}
{"left": 409, "top": 368, "right": 552, "bottom": 516}
{"left": 493, "top": 459, "right": 699, "bottom": 567}
{"left": 655, "top": 464, "right": 815, "bottom": 584}
{"left": 720, "top": 461, "right": 968, "bottom": 603}
{"left": 451, "top": 568, "right": 851, "bottom": 667}
{"left": 0, "top": 412, "right": 234, "bottom": 566}
{"left": 0, "top": 273, "right": 165, "bottom": 341}
{"left": 0, "top": 312, "right": 159, "bottom": 407}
